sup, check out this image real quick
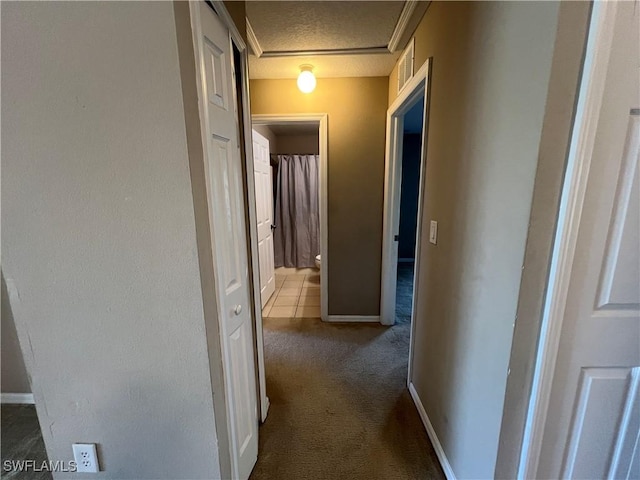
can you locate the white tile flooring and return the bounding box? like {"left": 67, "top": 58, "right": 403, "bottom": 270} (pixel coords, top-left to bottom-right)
{"left": 262, "top": 267, "right": 321, "bottom": 318}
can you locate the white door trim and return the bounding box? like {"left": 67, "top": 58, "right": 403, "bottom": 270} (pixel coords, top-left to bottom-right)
{"left": 209, "top": 0, "right": 271, "bottom": 427}
{"left": 380, "top": 59, "right": 431, "bottom": 389}
{"left": 195, "top": 0, "right": 266, "bottom": 471}
{"left": 518, "top": 3, "right": 618, "bottom": 477}
{"left": 209, "top": 0, "right": 246, "bottom": 52}
{"left": 232, "top": 51, "right": 270, "bottom": 425}
{"left": 251, "top": 114, "right": 329, "bottom": 323}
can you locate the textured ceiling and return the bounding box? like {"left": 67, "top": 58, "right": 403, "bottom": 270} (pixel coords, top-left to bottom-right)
{"left": 246, "top": 1, "right": 404, "bottom": 52}
{"left": 246, "top": 0, "right": 412, "bottom": 79}
{"left": 249, "top": 51, "right": 400, "bottom": 79}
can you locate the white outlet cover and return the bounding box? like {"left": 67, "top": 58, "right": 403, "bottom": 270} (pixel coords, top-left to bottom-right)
{"left": 73, "top": 443, "right": 99, "bottom": 473}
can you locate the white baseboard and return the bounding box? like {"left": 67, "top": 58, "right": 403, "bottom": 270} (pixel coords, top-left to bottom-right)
{"left": 260, "top": 396, "right": 270, "bottom": 423}
{"left": 325, "top": 315, "right": 380, "bottom": 323}
{"left": 1, "top": 393, "right": 35, "bottom": 404}
{"left": 408, "top": 382, "right": 457, "bottom": 480}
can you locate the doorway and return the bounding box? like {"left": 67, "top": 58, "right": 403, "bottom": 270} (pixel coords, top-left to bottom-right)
{"left": 395, "top": 97, "right": 425, "bottom": 327}
{"left": 254, "top": 123, "right": 320, "bottom": 319}
{"left": 251, "top": 115, "right": 329, "bottom": 322}
{"left": 380, "top": 60, "right": 431, "bottom": 389}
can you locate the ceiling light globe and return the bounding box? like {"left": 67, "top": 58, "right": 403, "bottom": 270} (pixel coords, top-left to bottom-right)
{"left": 297, "top": 70, "right": 316, "bottom": 93}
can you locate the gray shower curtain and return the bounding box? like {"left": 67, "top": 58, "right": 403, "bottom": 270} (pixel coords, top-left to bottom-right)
{"left": 274, "top": 154, "right": 320, "bottom": 268}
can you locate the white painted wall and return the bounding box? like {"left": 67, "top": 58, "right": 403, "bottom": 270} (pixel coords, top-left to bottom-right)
{"left": 2, "top": 2, "right": 221, "bottom": 478}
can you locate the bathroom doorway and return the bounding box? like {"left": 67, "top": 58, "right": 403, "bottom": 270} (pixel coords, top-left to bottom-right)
{"left": 251, "top": 115, "right": 328, "bottom": 322}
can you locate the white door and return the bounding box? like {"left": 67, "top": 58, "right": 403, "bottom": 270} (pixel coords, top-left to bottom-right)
{"left": 194, "top": 3, "right": 258, "bottom": 479}
{"left": 252, "top": 129, "right": 276, "bottom": 307}
{"left": 536, "top": 3, "right": 639, "bottom": 478}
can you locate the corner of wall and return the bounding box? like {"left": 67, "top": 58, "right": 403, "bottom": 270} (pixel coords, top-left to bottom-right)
{"left": 222, "top": 0, "right": 247, "bottom": 42}
{"left": 494, "top": 2, "right": 592, "bottom": 477}
{"left": 1, "top": 271, "right": 31, "bottom": 395}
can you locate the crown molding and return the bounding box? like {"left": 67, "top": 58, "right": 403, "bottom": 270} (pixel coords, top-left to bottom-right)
{"left": 260, "top": 46, "right": 389, "bottom": 58}
{"left": 388, "top": 1, "right": 430, "bottom": 52}
{"left": 246, "top": 18, "right": 263, "bottom": 57}
{"left": 247, "top": 1, "right": 430, "bottom": 59}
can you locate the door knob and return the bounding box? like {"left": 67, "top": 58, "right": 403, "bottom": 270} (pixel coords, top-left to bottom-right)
{"left": 233, "top": 305, "right": 242, "bottom": 315}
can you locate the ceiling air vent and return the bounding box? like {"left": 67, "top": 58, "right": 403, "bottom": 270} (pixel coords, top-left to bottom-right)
{"left": 397, "top": 39, "right": 415, "bottom": 94}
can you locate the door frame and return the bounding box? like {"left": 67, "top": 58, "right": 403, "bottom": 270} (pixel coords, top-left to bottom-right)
{"left": 205, "top": 1, "right": 271, "bottom": 426}
{"left": 379, "top": 59, "right": 430, "bottom": 344}
{"left": 251, "top": 114, "right": 329, "bottom": 323}
{"left": 517, "top": 2, "right": 618, "bottom": 477}
{"left": 380, "top": 58, "right": 431, "bottom": 384}
{"left": 189, "top": 1, "right": 266, "bottom": 475}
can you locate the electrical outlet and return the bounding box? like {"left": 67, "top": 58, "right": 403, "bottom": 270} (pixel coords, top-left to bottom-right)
{"left": 72, "top": 443, "right": 99, "bottom": 473}
{"left": 429, "top": 220, "right": 438, "bottom": 245}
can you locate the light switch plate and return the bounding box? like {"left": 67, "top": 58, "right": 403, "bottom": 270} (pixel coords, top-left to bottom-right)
{"left": 429, "top": 220, "right": 438, "bottom": 245}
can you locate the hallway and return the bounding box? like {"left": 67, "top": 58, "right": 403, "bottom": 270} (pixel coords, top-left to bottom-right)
{"left": 250, "top": 307, "right": 443, "bottom": 479}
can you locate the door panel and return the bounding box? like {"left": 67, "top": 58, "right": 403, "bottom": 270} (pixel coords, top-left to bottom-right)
{"left": 596, "top": 114, "right": 640, "bottom": 310}
{"left": 563, "top": 367, "right": 638, "bottom": 479}
{"left": 196, "top": 3, "right": 258, "bottom": 479}
{"left": 228, "top": 320, "right": 256, "bottom": 457}
{"left": 210, "top": 137, "right": 243, "bottom": 291}
{"left": 252, "top": 129, "right": 276, "bottom": 307}
{"left": 537, "top": 3, "right": 640, "bottom": 478}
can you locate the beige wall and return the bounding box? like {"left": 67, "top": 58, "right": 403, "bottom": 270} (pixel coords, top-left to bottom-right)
{"left": 250, "top": 77, "right": 389, "bottom": 315}
{"left": 276, "top": 134, "right": 319, "bottom": 155}
{"left": 2, "top": 2, "right": 222, "bottom": 478}
{"left": 388, "top": 1, "right": 584, "bottom": 477}
{"left": 223, "top": 0, "right": 246, "bottom": 41}
{"left": 1, "top": 273, "right": 31, "bottom": 394}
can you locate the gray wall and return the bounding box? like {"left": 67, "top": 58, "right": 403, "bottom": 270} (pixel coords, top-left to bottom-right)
{"left": 396, "top": 2, "right": 571, "bottom": 478}
{"left": 1, "top": 273, "right": 31, "bottom": 394}
{"left": 253, "top": 125, "right": 278, "bottom": 154}
{"left": 2, "top": 2, "right": 222, "bottom": 478}
{"left": 276, "top": 134, "right": 319, "bottom": 155}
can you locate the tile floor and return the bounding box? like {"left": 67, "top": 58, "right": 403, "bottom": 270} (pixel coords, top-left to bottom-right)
{"left": 263, "top": 267, "right": 321, "bottom": 318}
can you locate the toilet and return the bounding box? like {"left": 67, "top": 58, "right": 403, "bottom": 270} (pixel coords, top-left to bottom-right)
{"left": 315, "top": 254, "right": 321, "bottom": 270}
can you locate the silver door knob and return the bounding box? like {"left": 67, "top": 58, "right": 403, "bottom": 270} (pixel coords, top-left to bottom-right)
{"left": 233, "top": 305, "right": 242, "bottom": 315}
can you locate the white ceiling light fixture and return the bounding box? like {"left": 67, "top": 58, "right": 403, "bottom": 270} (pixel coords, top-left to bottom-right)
{"left": 297, "top": 65, "right": 316, "bottom": 93}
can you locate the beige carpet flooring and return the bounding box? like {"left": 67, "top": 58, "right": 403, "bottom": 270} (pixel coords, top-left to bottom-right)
{"left": 249, "top": 315, "right": 445, "bottom": 480}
